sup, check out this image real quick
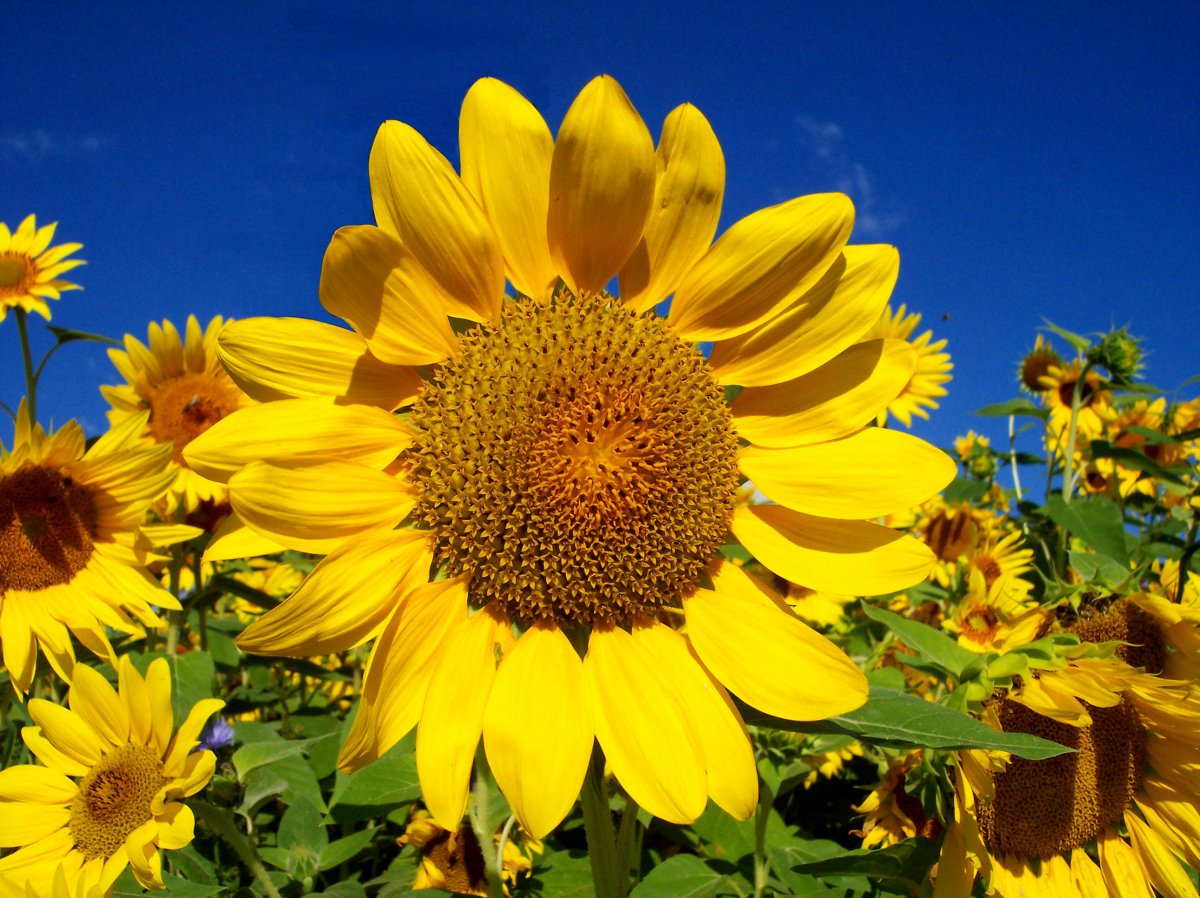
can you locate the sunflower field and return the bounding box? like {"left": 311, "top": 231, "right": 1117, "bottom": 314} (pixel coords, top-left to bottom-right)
{"left": 2, "top": 77, "right": 1199, "bottom": 898}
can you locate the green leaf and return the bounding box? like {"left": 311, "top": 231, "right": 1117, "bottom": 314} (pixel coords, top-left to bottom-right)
{"left": 46, "top": 324, "right": 120, "bottom": 346}
{"left": 277, "top": 799, "right": 327, "bottom": 881}
{"left": 165, "top": 845, "right": 218, "bottom": 884}
{"left": 1069, "top": 551, "right": 1135, "bottom": 590}
{"left": 861, "top": 604, "right": 978, "bottom": 679}
{"left": 1044, "top": 495, "right": 1130, "bottom": 563}
{"left": 232, "top": 737, "right": 315, "bottom": 779}
{"left": 942, "top": 477, "right": 988, "bottom": 505}
{"left": 312, "top": 885, "right": 370, "bottom": 898}
{"left": 630, "top": 855, "right": 728, "bottom": 898}
{"left": 329, "top": 732, "right": 421, "bottom": 821}
{"left": 112, "top": 869, "right": 224, "bottom": 897}
{"left": 1086, "top": 440, "right": 1187, "bottom": 485}
{"left": 320, "top": 827, "right": 378, "bottom": 871}
{"left": 743, "top": 688, "right": 1072, "bottom": 759}
{"left": 770, "top": 839, "right": 871, "bottom": 895}
{"left": 975, "top": 398, "right": 1047, "bottom": 419}
{"left": 1041, "top": 319, "right": 1092, "bottom": 354}
{"left": 529, "top": 848, "right": 594, "bottom": 898}
{"left": 789, "top": 837, "right": 942, "bottom": 888}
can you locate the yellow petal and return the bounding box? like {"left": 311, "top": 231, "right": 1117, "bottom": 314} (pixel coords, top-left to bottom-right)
{"left": 68, "top": 665, "right": 130, "bottom": 749}
{"left": 217, "top": 317, "right": 422, "bottom": 409}
{"left": 201, "top": 511, "right": 287, "bottom": 565}
{"left": 583, "top": 625, "right": 707, "bottom": 824}
{"left": 618, "top": 103, "right": 724, "bottom": 312}
{"left": 733, "top": 339, "right": 916, "bottom": 447}
{"left": 1099, "top": 828, "right": 1152, "bottom": 898}
{"left": 339, "top": 577, "right": 466, "bottom": 773}
{"left": 731, "top": 504, "right": 935, "bottom": 595}
{"left": 145, "top": 658, "right": 177, "bottom": 753}
{"left": 635, "top": 624, "right": 758, "bottom": 820}
{"left": 1071, "top": 847, "right": 1107, "bottom": 895}
{"left": 483, "top": 623, "right": 592, "bottom": 838}
{"left": 459, "top": 78, "right": 557, "bottom": 299}
{"left": 319, "top": 225, "right": 459, "bottom": 365}
{"left": 26, "top": 701, "right": 103, "bottom": 769}
{"left": 686, "top": 562, "right": 867, "bottom": 720}
{"left": 154, "top": 803, "right": 195, "bottom": 851}
{"left": 709, "top": 244, "right": 899, "bottom": 386}
{"left": 739, "top": 428, "right": 956, "bottom": 519}
{"left": 0, "top": 767, "right": 76, "bottom": 805}
{"left": 548, "top": 75, "right": 656, "bottom": 293}
{"left": 229, "top": 460, "right": 415, "bottom": 553}
{"left": 669, "top": 194, "right": 854, "bottom": 341}
{"left": 0, "top": 803, "right": 70, "bottom": 848}
{"left": 163, "top": 699, "right": 225, "bottom": 776}
{"left": 118, "top": 657, "right": 153, "bottom": 747}
{"left": 369, "top": 120, "right": 503, "bottom": 323}
{"left": 416, "top": 608, "right": 502, "bottom": 829}
{"left": 126, "top": 820, "right": 164, "bottom": 890}
{"left": 170, "top": 750, "right": 217, "bottom": 799}
{"left": 0, "top": 602, "right": 37, "bottom": 695}
{"left": 20, "top": 728, "right": 88, "bottom": 778}
{"left": 184, "top": 397, "right": 410, "bottom": 485}
{"left": 1126, "top": 811, "right": 1198, "bottom": 898}
{"left": 238, "top": 529, "right": 430, "bottom": 656}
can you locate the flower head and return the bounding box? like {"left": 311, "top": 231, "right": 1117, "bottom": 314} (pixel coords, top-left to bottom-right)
{"left": 0, "top": 403, "right": 178, "bottom": 694}
{"left": 863, "top": 303, "right": 952, "bottom": 427}
{"left": 0, "top": 216, "right": 84, "bottom": 323}
{"left": 0, "top": 657, "right": 223, "bottom": 895}
{"left": 185, "top": 75, "right": 955, "bottom": 838}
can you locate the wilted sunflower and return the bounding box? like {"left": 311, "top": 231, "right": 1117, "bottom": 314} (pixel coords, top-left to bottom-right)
{"left": 0, "top": 403, "right": 177, "bottom": 694}
{"left": 863, "top": 303, "right": 952, "bottom": 427}
{"left": 185, "top": 75, "right": 954, "bottom": 838}
{"left": 0, "top": 657, "right": 223, "bottom": 895}
{"left": 0, "top": 216, "right": 85, "bottom": 323}
{"left": 101, "top": 315, "right": 255, "bottom": 515}
{"left": 936, "top": 592, "right": 1200, "bottom": 897}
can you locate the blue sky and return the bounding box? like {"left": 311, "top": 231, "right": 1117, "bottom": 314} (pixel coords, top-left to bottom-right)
{"left": 3, "top": 0, "right": 1198, "bottom": 460}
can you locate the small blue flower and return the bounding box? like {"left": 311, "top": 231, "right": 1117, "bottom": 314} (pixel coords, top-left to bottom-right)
{"left": 195, "top": 717, "right": 235, "bottom": 752}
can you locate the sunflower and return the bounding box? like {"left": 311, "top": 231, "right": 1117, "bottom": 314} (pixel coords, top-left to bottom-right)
{"left": 1039, "top": 360, "right": 1114, "bottom": 450}
{"left": 0, "top": 216, "right": 85, "bottom": 323}
{"left": 0, "top": 402, "right": 178, "bottom": 694}
{"left": 1018, "top": 334, "right": 1062, "bottom": 394}
{"left": 398, "top": 807, "right": 540, "bottom": 896}
{"left": 101, "top": 315, "right": 256, "bottom": 515}
{"left": 184, "top": 75, "right": 954, "bottom": 838}
{"left": 0, "top": 657, "right": 223, "bottom": 894}
{"left": 935, "top": 592, "right": 1200, "bottom": 897}
{"left": 863, "top": 303, "right": 952, "bottom": 427}
{"left": 942, "top": 568, "right": 1045, "bottom": 654}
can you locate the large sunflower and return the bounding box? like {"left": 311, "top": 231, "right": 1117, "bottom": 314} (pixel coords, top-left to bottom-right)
{"left": 185, "top": 75, "right": 954, "bottom": 838}
{"left": 0, "top": 657, "right": 223, "bottom": 895}
{"left": 0, "top": 216, "right": 85, "bottom": 323}
{"left": 936, "top": 592, "right": 1200, "bottom": 897}
{"left": 101, "top": 315, "right": 255, "bottom": 515}
{"left": 0, "top": 403, "right": 178, "bottom": 694}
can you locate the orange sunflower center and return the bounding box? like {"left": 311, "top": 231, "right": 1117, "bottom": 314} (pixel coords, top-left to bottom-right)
{"left": 145, "top": 371, "right": 243, "bottom": 461}
{"left": 960, "top": 605, "right": 1000, "bottom": 645}
{"left": 0, "top": 464, "right": 98, "bottom": 593}
{"left": 408, "top": 290, "right": 740, "bottom": 627}
{"left": 923, "top": 509, "right": 975, "bottom": 563}
{"left": 69, "top": 745, "right": 167, "bottom": 861}
{"left": 0, "top": 252, "right": 35, "bottom": 297}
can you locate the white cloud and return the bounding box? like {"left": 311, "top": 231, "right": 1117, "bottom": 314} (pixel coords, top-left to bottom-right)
{"left": 1, "top": 130, "right": 108, "bottom": 162}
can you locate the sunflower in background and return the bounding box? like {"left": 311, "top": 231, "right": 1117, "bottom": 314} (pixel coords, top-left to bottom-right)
{"left": 101, "top": 315, "right": 256, "bottom": 516}
{"left": 0, "top": 403, "right": 177, "bottom": 694}
{"left": 0, "top": 657, "right": 223, "bottom": 895}
{"left": 0, "top": 216, "right": 85, "bottom": 323}
{"left": 863, "top": 302, "right": 952, "bottom": 427}
{"left": 185, "top": 74, "right": 955, "bottom": 838}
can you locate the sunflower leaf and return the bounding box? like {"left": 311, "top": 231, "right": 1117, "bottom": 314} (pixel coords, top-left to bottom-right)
{"left": 860, "top": 604, "right": 978, "bottom": 679}
{"left": 629, "top": 854, "right": 728, "bottom": 897}
{"left": 1044, "top": 494, "right": 1131, "bottom": 563}
{"left": 788, "top": 837, "right": 942, "bottom": 888}
{"left": 975, "top": 398, "right": 1048, "bottom": 420}
{"left": 1041, "top": 319, "right": 1092, "bottom": 354}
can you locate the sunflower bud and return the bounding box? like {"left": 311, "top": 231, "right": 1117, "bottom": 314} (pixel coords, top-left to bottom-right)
{"left": 1087, "top": 327, "right": 1143, "bottom": 387}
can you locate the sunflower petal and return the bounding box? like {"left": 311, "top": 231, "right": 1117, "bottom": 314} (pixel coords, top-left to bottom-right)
{"left": 619, "top": 103, "right": 724, "bottom": 312}
{"left": 163, "top": 699, "right": 225, "bottom": 776}
{"left": 319, "top": 225, "right": 459, "bottom": 365}
{"left": 731, "top": 504, "right": 935, "bottom": 595}
{"left": 460, "top": 78, "right": 557, "bottom": 299}
{"left": 670, "top": 194, "right": 854, "bottom": 341}
{"left": 1099, "top": 828, "right": 1152, "bottom": 898}
{"left": 0, "top": 803, "right": 70, "bottom": 848}
{"left": 68, "top": 664, "right": 131, "bottom": 749}
{"left": 369, "top": 120, "right": 503, "bottom": 323}
{"left": 709, "top": 245, "right": 899, "bottom": 386}
{"left": 416, "top": 608, "right": 502, "bottom": 829}
{"left": 1126, "top": 811, "right": 1198, "bottom": 898}
{"left": 733, "top": 340, "right": 916, "bottom": 447}
{"left": 548, "top": 76, "right": 656, "bottom": 293}
{"left": 217, "top": 317, "right": 422, "bottom": 409}
{"left": 154, "top": 803, "right": 195, "bottom": 851}
{"left": 739, "top": 428, "right": 956, "bottom": 519}
{"left": 583, "top": 625, "right": 707, "bottom": 824}
{"left": 686, "top": 562, "right": 867, "bottom": 720}
{"left": 0, "top": 767, "right": 76, "bottom": 805}
{"left": 238, "top": 529, "right": 430, "bottom": 656}
{"left": 26, "top": 701, "right": 103, "bottom": 769}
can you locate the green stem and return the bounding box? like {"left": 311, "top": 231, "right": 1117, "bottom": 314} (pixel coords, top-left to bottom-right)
{"left": 193, "top": 801, "right": 283, "bottom": 898}
{"left": 1061, "top": 368, "right": 1087, "bottom": 506}
{"left": 15, "top": 309, "right": 38, "bottom": 420}
{"left": 752, "top": 781, "right": 774, "bottom": 898}
{"left": 468, "top": 747, "right": 504, "bottom": 898}
{"left": 581, "top": 745, "right": 626, "bottom": 898}
{"left": 614, "top": 792, "right": 640, "bottom": 887}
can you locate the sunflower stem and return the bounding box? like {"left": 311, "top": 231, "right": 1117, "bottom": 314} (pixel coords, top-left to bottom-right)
{"left": 752, "top": 781, "right": 774, "bottom": 898}
{"left": 581, "top": 745, "right": 626, "bottom": 898}
{"left": 614, "top": 791, "right": 640, "bottom": 885}
{"left": 193, "top": 801, "right": 283, "bottom": 898}
{"left": 15, "top": 309, "right": 38, "bottom": 420}
{"left": 469, "top": 747, "right": 505, "bottom": 898}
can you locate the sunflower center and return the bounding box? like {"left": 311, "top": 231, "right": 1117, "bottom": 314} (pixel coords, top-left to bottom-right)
{"left": 961, "top": 605, "right": 1000, "bottom": 645}
{"left": 145, "top": 371, "right": 242, "bottom": 460}
{"left": 1055, "top": 597, "right": 1166, "bottom": 674}
{"left": 0, "top": 253, "right": 35, "bottom": 295}
{"left": 924, "top": 510, "right": 975, "bottom": 562}
{"left": 408, "top": 291, "right": 740, "bottom": 627}
{"left": 977, "top": 694, "right": 1145, "bottom": 859}
{"left": 0, "top": 465, "right": 98, "bottom": 593}
{"left": 69, "top": 745, "right": 167, "bottom": 861}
